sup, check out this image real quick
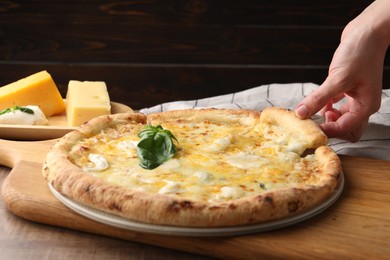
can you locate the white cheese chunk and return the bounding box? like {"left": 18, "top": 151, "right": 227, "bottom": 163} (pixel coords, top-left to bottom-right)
{"left": 225, "top": 152, "right": 269, "bottom": 169}
{"left": 0, "top": 105, "right": 47, "bottom": 125}
{"left": 215, "top": 186, "right": 243, "bottom": 201}
{"left": 159, "top": 180, "right": 180, "bottom": 194}
{"left": 203, "top": 135, "right": 232, "bottom": 152}
{"left": 83, "top": 153, "right": 109, "bottom": 172}
{"left": 117, "top": 140, "right": 139, "bottom": 149}
{"left": 130, "top": 171, "right": 157, "bottom": 184}
{"left": 117, "top": 140, "right": 139, "bottom": 157}
{"left": 279, "top": 152, "right": 301, "bottom": 163}
{"left": 194, "top": 171, "right": 211, "bottom": 182}
{"left": 286, "top": 139, "right": 307, "bottom": 154}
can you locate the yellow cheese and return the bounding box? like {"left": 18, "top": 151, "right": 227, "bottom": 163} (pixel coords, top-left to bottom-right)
{"left": 66, "top": 80, "right": 111, "bottom": 126}
{"left": 0, "top": 71, "right": 66, "bottom": 117}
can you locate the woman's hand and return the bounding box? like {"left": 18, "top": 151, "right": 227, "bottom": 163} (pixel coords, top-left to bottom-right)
{"left": 295, "top": 0, "right": 390, "bottom": 142}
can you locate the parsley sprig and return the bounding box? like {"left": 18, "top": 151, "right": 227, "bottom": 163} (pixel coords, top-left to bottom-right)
{"left": 136, "top": 125, "right": 178, "bottom": 169}
{"left": 0, "top": 105, "right": 34, "bottom": 116}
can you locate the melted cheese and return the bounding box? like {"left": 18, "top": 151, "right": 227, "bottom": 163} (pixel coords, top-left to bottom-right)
{"left": 69, "top": 118, "right": 320, "bottom": 202}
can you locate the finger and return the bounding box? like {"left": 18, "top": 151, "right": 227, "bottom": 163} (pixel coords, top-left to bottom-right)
{"left": 341, "top": 126, "right": 365, "bottom": 142}
{"left": 320, "top": 122, "right": 364, "bottom": 142}
{"left": 295, "top": 79, "right": 345, "bottom": 119}
{"left": 319, "top": 102, "right": 332, "bottom": 116}
{"left": 319, "top": 102, "right": 342, "bottom": 117}
{"left": 320, "top": 112, "right": 368, "bottom": 142}
{"left": 324, "top": 110, "right": 341, "bottom": 123}
{"left": 331, "top": 93, "right": 346, "bottom": 103}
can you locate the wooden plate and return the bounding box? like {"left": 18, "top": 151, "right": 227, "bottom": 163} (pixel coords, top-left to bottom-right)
{"left": 0, "top": 102, "right": 133, "bottom": 141}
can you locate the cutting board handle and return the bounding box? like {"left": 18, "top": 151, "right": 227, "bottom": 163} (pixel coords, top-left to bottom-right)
{"left": 0, "top": 139, "right": 56, "bottom": 168}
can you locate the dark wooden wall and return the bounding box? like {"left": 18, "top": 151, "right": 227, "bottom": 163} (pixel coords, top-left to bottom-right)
{"left": 1, "top": 0, "right": 388, "bottom": 109}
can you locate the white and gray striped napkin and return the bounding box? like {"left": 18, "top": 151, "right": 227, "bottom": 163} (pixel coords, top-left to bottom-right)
{"left": 140, "top": 83, "right": 390, "bottom": 161}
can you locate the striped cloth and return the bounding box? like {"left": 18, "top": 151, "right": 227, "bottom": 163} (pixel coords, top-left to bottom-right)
{"left": 140, "top": 83, "right": 390, "bottom": 161}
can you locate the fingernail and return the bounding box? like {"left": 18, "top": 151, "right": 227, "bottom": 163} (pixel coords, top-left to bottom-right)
{"left": 295, "top": 105, "right": 309, "bottom": 119}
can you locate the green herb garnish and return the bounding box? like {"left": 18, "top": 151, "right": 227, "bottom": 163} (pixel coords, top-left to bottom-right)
{"left": 0, "top": 105, "right": 34, "bottom": 116}
{"left": 136, "top": 125, "right": 178, "bottom": 170}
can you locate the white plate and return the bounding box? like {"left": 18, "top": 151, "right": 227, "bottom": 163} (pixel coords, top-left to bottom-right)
{"left": 48, "top": 172, "right": 344, "bottom": 237}
{"left": 0, "top": 102, "right": 133, "bottom": 140}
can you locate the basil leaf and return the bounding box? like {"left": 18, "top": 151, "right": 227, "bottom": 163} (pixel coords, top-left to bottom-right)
{"left": 136, "top": 125, "right": 178, "bottom": 169}
{"left": 0, "top": 107, "right": 12, "bottom": 116}
{"left": 19, "top": 106, "right": 34, "bottom": 114}
{"left": 0, "top": 106, "right": 34, "bottom": 116}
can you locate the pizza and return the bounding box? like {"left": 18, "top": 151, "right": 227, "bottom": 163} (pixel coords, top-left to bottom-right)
{"left": 42, "top": 107, "right": 342, "bottom": 227}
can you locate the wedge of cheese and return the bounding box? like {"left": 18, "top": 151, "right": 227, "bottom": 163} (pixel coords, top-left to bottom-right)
{"left": 66, "top": 80, "right": 111, "bottom": 126}
{"left": 0, "top": 71, "right": 66, "bottom": 117}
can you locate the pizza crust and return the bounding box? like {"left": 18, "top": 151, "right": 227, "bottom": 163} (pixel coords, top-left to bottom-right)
{"left": 42, "top": 108, "right": 342, "bottom": 227}
{"left": 147, "top": 108, "right": 261, "bottom": 126}
{"left": 260, "top": 107, "right": 328, "bottom": 149}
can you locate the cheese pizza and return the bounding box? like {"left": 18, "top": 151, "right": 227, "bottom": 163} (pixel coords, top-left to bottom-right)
{"left": 42, "top": 108, "right": 342, "bottom": 227}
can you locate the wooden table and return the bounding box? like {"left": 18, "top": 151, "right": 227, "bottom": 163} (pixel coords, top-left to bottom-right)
{"left": 0, "top": 165, "right": 211, "bottom": 260}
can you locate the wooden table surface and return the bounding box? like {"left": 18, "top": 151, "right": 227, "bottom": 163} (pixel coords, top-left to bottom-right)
{"left": 0, "top": 165, "right": 211, "bottom": 260}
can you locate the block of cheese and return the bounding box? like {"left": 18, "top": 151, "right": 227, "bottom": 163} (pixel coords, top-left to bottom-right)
{"left": 0, "top": 71, "right": 66, "bottom": 117}
{"left": 66, "top": 80, "right": 111, "bottom": 126}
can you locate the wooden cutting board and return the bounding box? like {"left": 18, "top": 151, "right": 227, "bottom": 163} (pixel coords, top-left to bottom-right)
{"left": 0, "top": 138, "right": 389, "bottom": 259}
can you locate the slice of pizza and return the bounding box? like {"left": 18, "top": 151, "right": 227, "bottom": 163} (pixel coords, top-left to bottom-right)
{"left": 42, "top": 107, "right": 342, "bottom": 227}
